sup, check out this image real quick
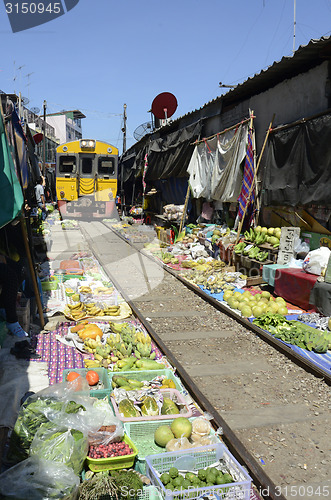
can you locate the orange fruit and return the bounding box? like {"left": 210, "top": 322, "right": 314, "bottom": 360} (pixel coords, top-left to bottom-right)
{"left": 86, "top": 370, "right": 99, "bottom": 386}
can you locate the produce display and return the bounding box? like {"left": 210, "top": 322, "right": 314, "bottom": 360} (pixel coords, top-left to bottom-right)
{"left": 78, "top": 469, "right": 143, "bottom": 500}
{"left": 223, "top": 289, "right": 289, "bottom": 317}
{"left": 253, "top": 314, "right": 331, "bottom": 353}
{"left": 159, "top": 466, "right": 234, "bottom": 490}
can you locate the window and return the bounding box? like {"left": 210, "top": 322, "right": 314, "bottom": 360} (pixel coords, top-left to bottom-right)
{"left": 82, "top": 157, "right": 93, "bottom": 174}
{"left": 98, "top": 157, "right": 115, "bottom": 175}
{"left": 59, "top": 156, "right": 76, "bottom": 173}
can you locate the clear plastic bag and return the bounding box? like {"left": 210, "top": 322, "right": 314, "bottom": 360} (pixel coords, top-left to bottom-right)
{"left": 303, "top": 247, "right": 331, "bottom": 276}
{"left": 30, "top": 423, "right": 88, "bottom": 476}
{"left": 88, "top": 415, "right": 124, "bottom": 446}
{"left": 0, "top": 456, "right": 79, "bottom": 499}
{"left": 6, "top": 381, "right": 104, "bottom": 465}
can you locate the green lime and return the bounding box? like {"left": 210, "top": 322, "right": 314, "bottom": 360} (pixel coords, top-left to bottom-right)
{"left": 197, "top": 469, "right": 207, "bottom": 481}
{"left": 160, "top": 473, "right": 171, "bottom": 485}
{"left": 169, "top": 467, "right": 179, "bottom": 479}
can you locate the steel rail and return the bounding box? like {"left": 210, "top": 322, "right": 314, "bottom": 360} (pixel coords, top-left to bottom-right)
{"left": 82, "top": 223, "right": 288, "bottom": 500}
{"left": 106, "top": 224, "right": 331, "bottom": 384}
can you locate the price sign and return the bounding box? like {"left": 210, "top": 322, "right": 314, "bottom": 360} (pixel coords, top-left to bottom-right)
{"left": 277, "top": 227, "right": 301, "bottom": 265}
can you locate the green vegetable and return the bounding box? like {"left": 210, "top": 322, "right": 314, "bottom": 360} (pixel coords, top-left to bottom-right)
{"left": 110, "top": 470, "right": 143, "bottom": 498}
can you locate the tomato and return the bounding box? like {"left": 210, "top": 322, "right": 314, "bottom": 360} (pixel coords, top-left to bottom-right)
{"left": 66, "top": 371, "right": 81, "bottom": 382}
{"left": 86, "top": 370, "right": 99, "bottom": 386}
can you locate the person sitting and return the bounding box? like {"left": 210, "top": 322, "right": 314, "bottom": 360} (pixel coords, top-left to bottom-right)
{"left": 0, "top": 256, "right": 29, "bottom": 338}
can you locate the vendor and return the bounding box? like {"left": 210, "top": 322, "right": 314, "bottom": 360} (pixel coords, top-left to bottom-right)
{"left": 197, "top": 201, "right": 214, "bottom": 223}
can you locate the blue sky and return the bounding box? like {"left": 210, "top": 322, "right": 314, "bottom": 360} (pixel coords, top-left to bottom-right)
{"left": 1, "top": 0, "right": 331, "bottom": 153}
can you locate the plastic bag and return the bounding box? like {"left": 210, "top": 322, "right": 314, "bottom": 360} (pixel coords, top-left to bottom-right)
{"left": 30, "top": 423, "right": 88, "bottom": 475}
{"left": 88, "top": 416, "right": 124, "bottom": 446}
{"left": 303, "top": 247, "right": 331, "bottom": 276}
{"left": 294, "top": 238, "right": 310, "bottom": 259}
{"left": 6, "top": 381, "right": 104, "bottom": 464}
{"left": 0, "top": 456, "right": 79, "bottom": 499}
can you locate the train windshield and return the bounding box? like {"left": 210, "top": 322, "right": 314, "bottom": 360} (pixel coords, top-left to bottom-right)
{"left": 59, "top": 156, "right": 76, "bottom": 173}
{"left": 98, "top": 157, "right": 115, "bottom": 176}
{"left": 82, "top": 157, "right": 93, "bottom": 174}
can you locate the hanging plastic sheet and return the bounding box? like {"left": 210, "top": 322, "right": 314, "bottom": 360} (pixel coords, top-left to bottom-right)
{"left": 187, "top": 123, "right": 248, "bottom": 202}
{"left": 0, "top": 108, "right": 24, "bottom": 229}
{"left": 264, "top": 112, "right": 331, "bottom": 206}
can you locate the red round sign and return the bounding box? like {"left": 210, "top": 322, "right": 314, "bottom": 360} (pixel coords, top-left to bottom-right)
{"left": 33, "top": 132, "right": 43, "bottom": 145}
{"left": 151, "top": 92, "right": 178, "bottom": 119}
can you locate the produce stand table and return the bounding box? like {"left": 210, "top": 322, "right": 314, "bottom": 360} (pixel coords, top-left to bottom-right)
{"left": 274, "top": 267, "right": 318, "bottom": 311}
{"left": 262, "top": 263, "right": 289, "bottom": 287}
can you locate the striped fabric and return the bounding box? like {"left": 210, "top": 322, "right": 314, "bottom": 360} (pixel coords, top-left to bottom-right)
{"left": 238, "top": 128, "right": 255, "bottom": 220}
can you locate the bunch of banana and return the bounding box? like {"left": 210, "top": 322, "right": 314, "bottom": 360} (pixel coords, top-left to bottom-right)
{"left": 134, "top": 330, "right": 151, "bottom": 345}
{"left": 85, "top": 303, "right": 104, "bottom": 316}
{"left": 103, "top": 304, "right": 121, "bottom": 316}
{"left": 109, "top": 321, "right": 130, "bottom": 334}
{"left": 94, "top": 286, "right": 113, "bottom": 294}
{"left": 106, "top": 333, "right": 121, "bottom": 349}
{"left": 67, "top": 301, "right": 86, "bottom": 319}
{"left": 79, "top": 286, "right": 92, "bottom": 294}
{"left": 68, "top": 301, "right": 84, "bottom": 311}
{"left": 134, "top": 341, "right": 156, "bottom": 359}
{"left": 113, "top": 341, "right": 133, "bottom": 359}
{"left": 84, "top": 358, "right": 102, "bottom": 369}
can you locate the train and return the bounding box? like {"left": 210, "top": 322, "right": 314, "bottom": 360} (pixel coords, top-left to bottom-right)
{"left": 56, "top": 139, "right": 118, "bottom": 218}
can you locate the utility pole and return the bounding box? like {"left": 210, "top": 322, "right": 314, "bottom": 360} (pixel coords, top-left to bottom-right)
{"left": 42, "top": 100, "right": 47, "bottom": 177}
{"left": 293, "top": 0, "right": 296, "bottom": 54}
{"left": 121, "top": 103, "right": 127, "bottom": 214}
{"left": 122, "top": 103, "right": 127, "bottom": 154}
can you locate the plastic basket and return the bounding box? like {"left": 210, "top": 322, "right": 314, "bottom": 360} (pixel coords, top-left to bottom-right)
{"left": 145, "top": 443, "right": 252, "bottom": 500}
{"left": 124, "top": 418, "right": 222, "bottom": 475}
{"left": 41, "top": 277, "right": 58, "bottom": 291}
{"left": 85, "top": 434, "right": 138, "bottom": 472}
{"left": 111, "top": 389, "right": 192, "bottom": 423}
{"left": 62, "top": 367, "right": 111, "bottom": 398}
{"left": 108, "top": 369, "right": 184, "bottom": 394}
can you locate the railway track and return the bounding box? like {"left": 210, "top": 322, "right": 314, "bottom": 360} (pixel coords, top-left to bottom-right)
{"left": 79, "top": 221, "right": 331, "bottom": 500}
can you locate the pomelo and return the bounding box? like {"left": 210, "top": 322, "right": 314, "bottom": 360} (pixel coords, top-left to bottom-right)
{"left": 261, "top": 291, "right": 271, "bottom": 299}
{"left": 223, "top": 290, "right": 233, "bottom": 301}
{"left": 154, "top": 425, "right": 175, "bottom": 447}
{"left": 252, "top": 306, "right": 263, "bottom": 317}
{"left": 275, "top": 297, "right": 286, "bottom": 305}
{"left": 278, "top": 306, "right": 288, "bottom": 315}
{"left": 241, "top": 305, "right": 252, "bottom": 317}
{"left": 233, "top": 291, "right": 242, "bottom": 299}
{"left": 170, "top": 417, "right": 192, "bottom": 439}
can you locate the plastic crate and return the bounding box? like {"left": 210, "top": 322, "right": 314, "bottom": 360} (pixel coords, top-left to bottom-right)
{"left": 85, "top": 434, "right": 138, "bottom": 472}
{"left": 111, "top": 389, "right": 192, "bottom": 423}
{"left": 145, "top": 443, "right": 252, "bottom": 500}
{"left": 62, "top": 367, "right": 111, "bottom": 398}
{"left": 108, "top": 369, "right": 185, "bottom": 393}
{"left": 124, "top": 418, "right": 222, "bottom": 475}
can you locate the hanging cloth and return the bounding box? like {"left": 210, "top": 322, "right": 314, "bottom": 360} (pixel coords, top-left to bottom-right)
{"left": 0, "top": 108, "right": 24, "bottom": 229}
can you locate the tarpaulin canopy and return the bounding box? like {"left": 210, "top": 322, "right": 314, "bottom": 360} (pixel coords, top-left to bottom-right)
{"left": 0, "top": 109, "right": 24, "bottom": 229}
{"left": 264, "top": 112, "right": 331, "bottom": 207}
{"left": 187, "top": 122, "right": 247, "bottom": 201}
{"left": 145, "top": 121, "right": 202, "bottom": 181}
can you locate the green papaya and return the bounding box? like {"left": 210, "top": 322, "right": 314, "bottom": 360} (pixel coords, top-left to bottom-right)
{"left": 141, "top": 396, "right": 159, "bottom": 416}
{"left": 118, "top": 398, "right": 140, "bottom": 417}
{"left": 161, "top": 397, "right": 180, "bottom": 415}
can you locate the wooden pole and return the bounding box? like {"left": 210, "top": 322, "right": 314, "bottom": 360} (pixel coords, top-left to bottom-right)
{"left": 179, "top": 183, "right": 191, "bottom": 235}
{"left": 19, "top": 216, "right": 45, "bottom": 329}
{"left": 235, "top": 114, "right": 275, "bottom": 244}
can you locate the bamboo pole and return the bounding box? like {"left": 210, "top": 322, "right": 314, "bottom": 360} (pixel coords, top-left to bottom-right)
{"left": 190, "top": 117, "right": 252, "bottom": 145}
{"left": 235, "top": 114, "right": 275, "bottom": 244}
{"left": 179, "top": 183, "right": 191, "bottom": 235}
{"left": 19, "top": 215, "right": 45, "bottom": 329}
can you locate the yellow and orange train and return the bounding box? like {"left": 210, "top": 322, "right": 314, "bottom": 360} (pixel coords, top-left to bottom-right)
{"left": 56, "top": 139, "right": 118, "bottom": 218}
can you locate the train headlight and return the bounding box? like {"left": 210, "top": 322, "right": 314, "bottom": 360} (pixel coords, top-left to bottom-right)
{"left": 60, "top": 191, "right": 65, "bottom": 198}
{"left": 80, "top": 139, "right": 95, "bottom": 150}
